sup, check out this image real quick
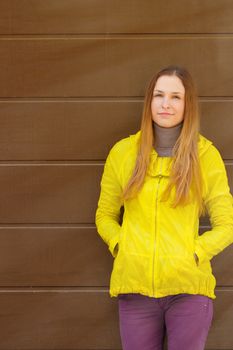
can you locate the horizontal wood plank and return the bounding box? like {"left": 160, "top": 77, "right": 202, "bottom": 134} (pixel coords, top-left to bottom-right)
{"left": 0, "top": 289, "right": 230, "bottom": 349}
{"left": 200, "top": 101, "right": 233, "bottom": 159}
{"left": 0, "top": 290, "right": 120, "bottom": 349}
{"left": 1, "top": 38, "right": 233, "bottom": 97}
{"left": 0, "top": 227, "right": 112, "bottom": 286}
{"left": 0, "top": 226, "right": 231, "bottom": 286}
{"left": 0, "top": 0, "right": 232, "bottom": 34}
{"left": 0, "top": 164, "right": 231, "bottom": 223}
{"left": 0, "top": 165, "right": 102, "bottom": 223}
{"left": 0, "top": 100, "right": 232, "bottom": 159}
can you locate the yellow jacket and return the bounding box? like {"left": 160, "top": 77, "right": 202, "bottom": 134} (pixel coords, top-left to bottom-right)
{"left": 95, "top": 130, "right": 233, "bottom": 299}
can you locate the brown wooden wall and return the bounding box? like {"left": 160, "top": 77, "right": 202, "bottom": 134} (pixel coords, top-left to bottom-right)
{"left": 0, "top": 1, "right": 232, "bottom": 349}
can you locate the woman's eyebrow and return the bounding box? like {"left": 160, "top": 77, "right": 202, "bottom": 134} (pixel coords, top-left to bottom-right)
{"left": 154, "top": 89, "right": 183, "bottom": 94}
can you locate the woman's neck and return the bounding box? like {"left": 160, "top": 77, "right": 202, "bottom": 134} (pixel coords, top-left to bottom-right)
{"left": 153, "top": 121, "right": 183, "bottom": 156}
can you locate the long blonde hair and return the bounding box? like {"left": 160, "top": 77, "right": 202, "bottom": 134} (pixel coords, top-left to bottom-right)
{"left": 121, "top": 65, "right": 205, "bottom": 215}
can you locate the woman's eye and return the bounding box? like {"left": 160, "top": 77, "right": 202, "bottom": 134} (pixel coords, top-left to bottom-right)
{"left": 173, "top": 95, "right": 180, "bottom": 99}
{"left": 153, "top": 94, "right": 162, "bottom": 97}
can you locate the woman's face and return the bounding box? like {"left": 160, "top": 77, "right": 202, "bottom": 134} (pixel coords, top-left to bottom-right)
{"left": 151, "top": 75, "right": 185, "bottom": 128}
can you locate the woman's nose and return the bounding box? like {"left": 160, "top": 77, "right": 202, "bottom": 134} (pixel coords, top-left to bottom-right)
{"left": 162, "top": 97, "right": 170, "bottom": 108}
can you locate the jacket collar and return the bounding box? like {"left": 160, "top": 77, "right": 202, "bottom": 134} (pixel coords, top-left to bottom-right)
{"left": 129, "top": 130, "right": 213, "bottom": 177}
{"left": 130, "top": 130, "right": 213, "bottom": 157}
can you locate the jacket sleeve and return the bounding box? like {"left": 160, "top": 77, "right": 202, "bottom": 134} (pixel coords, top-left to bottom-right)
{"left": 95, "top": 144, "right": 123, "bottom": 258}
{"left": 194, "top": 145, "right": 233, "bottom": 265}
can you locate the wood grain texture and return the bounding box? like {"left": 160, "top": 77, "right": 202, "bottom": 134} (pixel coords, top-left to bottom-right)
{"left": 0, "top": 227, "right": 112, "bottom": 286}
{"left": 0, "top": 165, "right": 102, "bottom": 223}
{"left": 0, "top": 1, "right": 232, "bottom": 349}
{"left": 0, "top": 38, "right": 233, "bottom": 97}
{"left": 0, "top": 289, "right": 230, "bottom": 349}
{"left": 0, "top": 226, "right": 230, "bottom": 286}
{"left": 0, "top": 290, "right": 120, "bottom": 349}
{"left": 0, "top": 164, "right": 231, "bottom": 223}
{"left": 0, "top": 100, "right": 232, "bottom": 159}
{"left": 0, "top": 0, "right": 233, "bottom": 34}
{"left": 200, "top": 101, "right": 233, "bottom": 159}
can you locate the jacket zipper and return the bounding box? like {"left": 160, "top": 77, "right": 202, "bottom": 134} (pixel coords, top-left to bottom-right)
{"left": 152, "top": 157, "right": 164, "bottom": 296}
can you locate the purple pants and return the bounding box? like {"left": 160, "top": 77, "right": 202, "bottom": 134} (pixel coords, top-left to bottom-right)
{"left": 118, "top": 293, "right": 213, "bottom": 350}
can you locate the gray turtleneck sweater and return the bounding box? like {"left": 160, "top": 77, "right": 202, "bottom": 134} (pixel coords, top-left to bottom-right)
{"left": 153, "top": 121, "right": 183, "bottom": 157}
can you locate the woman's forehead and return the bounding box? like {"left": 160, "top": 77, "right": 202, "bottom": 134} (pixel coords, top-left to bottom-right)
{"left": 154, "top": 75, "right": 185, "bottom": 94}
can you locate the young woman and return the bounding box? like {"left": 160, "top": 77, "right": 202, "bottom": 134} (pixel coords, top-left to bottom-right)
{"left": 95, "top": 66, "right": 233, "bottom": 350}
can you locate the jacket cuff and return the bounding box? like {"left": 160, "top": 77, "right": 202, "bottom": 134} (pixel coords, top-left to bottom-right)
{"left": 108, "top": 233, "right": 120, "bottom": 258}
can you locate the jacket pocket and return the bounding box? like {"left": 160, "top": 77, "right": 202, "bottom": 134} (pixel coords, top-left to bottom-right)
{"left": 113, "top": 242, "right": 119, "bottom": 257}
{"left": 193, "top": 252, "right": 199, "bottom": 267}
{"left": 114, "top": 227, "right": 123, "bottom": 257}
